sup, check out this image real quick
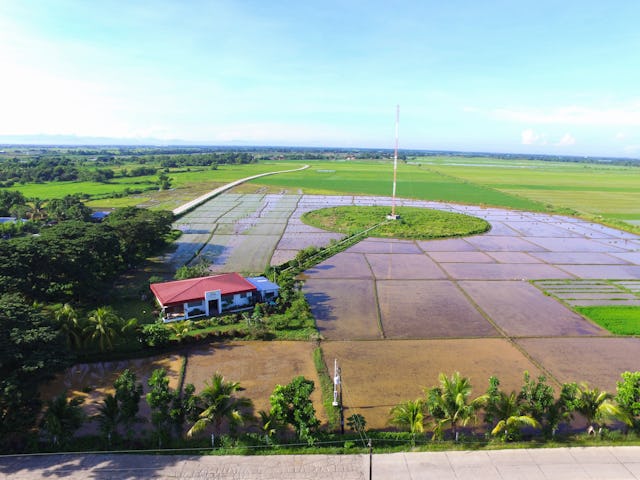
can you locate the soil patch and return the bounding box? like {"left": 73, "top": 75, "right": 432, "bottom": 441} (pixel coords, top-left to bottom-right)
{"left": 183, "top": 341, "right": 324, "bottom": 421}
{"left": 304, "top": 278, "right": 381, "bottom": 340}
{"left": 366, "top": 253, "right": 447, "bottom": 280}
{"left": 321, "top": 339, "right": 543, "bottom": 429}
{"left": 516, "top": 337, "right": 640, "bottom": 391}
{"left": 304, "top": 252, "right": 373, "bottom": 279}
{"left": 460, "top": 281, "right": 607, "bottom": 337}
{"left": 376, "top": 280, "right": 498, "bottom": 339}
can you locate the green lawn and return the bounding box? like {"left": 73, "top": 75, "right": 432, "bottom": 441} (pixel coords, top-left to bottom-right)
{"left": 575, "top": 306, "right": 640, "bottom": 335}
{"left": 302, "top": 206, "right": 490, "bottom": 239}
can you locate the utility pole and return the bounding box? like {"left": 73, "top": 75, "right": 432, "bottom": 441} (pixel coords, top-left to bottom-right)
{"left": 368, "top": 439, "right": 373, "bottom": 480}
{"left": 332, "top": 358, "right": 344, "bottom": 434}
{"left": 387, "top": 104, "right": 400, "bottom": 220}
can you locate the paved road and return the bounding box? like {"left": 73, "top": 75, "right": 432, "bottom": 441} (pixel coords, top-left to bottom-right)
{"left": 2, "top": 447, "right": 640, "bottom": 479}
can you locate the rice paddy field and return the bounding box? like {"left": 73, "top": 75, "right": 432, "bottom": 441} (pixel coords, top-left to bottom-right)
{"left": 249, "top": 158, "right": 640, "bottom": 231}
{"left": 39, "top": 156, "right": 640, "bottom": 434}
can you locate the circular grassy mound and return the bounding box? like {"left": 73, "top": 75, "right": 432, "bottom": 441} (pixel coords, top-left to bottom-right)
{"left": 301, "top": 206, "right": 490, "bottom": 240}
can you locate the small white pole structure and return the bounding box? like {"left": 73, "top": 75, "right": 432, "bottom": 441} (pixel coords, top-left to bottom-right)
{"left": 333, "top": 358, "right": 340, "bottom": 406}
{"left": 387, "top": 104, "right": 400, "bottom": 220}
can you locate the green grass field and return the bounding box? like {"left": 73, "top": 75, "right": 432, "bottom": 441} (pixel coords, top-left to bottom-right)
{"left": 302, "top": 206, "right": 490, "bottom": 239}
{"left": 576, "top": 306, "right": 640, "bottom": 335}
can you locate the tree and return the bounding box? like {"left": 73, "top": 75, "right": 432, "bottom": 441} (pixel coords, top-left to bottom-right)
{"left": 544, "top": 382, "right": 579, "bottom": 438}
{"left": 46, "top": 195, "right": 92, "bottom": 222}
{"left": 40, "top": 391, "right": 85, "bottom": 447}
{"left": 0, "top": 293, "right": 68, "bottom": 450}
{"left": 171, "top": 383, "right": 199, "bottom": 438}
{"left": 94, "top": 394, "right": 120, "bottom": 447}
{"left": 269, "top": 376, "right": 319, "bottom": 444}
{"left": 389, "top": 399, "right": 425, "bottom": 446}
{"left": 114, "top": 369, "right": 144, "bottom": 443}
{"left": 146, "top": 368, "right": 176, "bottom": 447}
{"left": 616, "top": 371, "right": 640, "bottom": 430}
{"left": 187, "top": 373, "right": 253, "bottom": 442}
{"left": 575, "top": 383, "right": 630, "bottom": 433}
{"left": 489, "top": 390, "right": 541, "bottom": 441}
{"left": 157, "top": 172, "right": 172, "bottom": 190}
{"left": 346, "top": 413, "right": 367, "bottom": 433}
{"left": 140, "top": 322, "right": 172, "bottom": 347}
{"left": 424, "top": 372, "right": 483, "bottom": 441}
{"left": 257, "top": 410, "right": 280, "bottom": 445}
{"left": 518, "top": 372, "right": 554, "bottom": 422}
{"left": 83, "top": 307, "right": 121, "bottom": 351}
{"left": 105, "top": 207, "right": 173, "bottom": 265}
{"left": 52, "top": 303, "right": 84, "bottom": 349}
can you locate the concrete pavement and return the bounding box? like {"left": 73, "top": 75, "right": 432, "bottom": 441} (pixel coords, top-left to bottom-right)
{"left": 1, "top": 447, "right": 640, "bottom": 479}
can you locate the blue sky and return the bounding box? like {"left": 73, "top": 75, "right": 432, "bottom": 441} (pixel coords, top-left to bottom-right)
{"left": 1, "top": 1, "right": 639, "bottom": 157}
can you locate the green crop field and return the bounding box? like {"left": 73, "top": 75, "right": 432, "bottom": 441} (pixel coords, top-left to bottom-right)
{"left": 250, "top": 161, "right": 550, "bottom": 212}
{"left": 419, "top": 157, "right": 640, "bottom": 223}
{"left": 575, "top": 306, "right": 640, "bottom": 335}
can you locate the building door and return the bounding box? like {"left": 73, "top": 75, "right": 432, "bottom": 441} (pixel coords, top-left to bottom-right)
{"left": 208, "top": 299, "right": 219, "bottom": 316}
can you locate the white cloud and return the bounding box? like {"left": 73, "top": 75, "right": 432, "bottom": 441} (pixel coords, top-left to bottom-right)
{"left": 557, "top": 133, "right": 576, "bottom": 146}
{"left": 521, "top": 129, "right": 546, "bottom": 145}
{"left": 495, "top": 103, "right": 640, "bottom": 127}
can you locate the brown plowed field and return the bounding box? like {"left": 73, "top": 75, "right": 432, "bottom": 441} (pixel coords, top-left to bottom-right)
{"left": 183, "top": 341, "right": 324, "bottom": 421}
{"left": 321, "top": 339, "right": 543, "bottom": 429}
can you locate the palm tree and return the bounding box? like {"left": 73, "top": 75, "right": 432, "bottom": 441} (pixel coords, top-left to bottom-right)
{"left": 257, "top": 410, "right": 279, "bottom": 445}
{"left": 167, "top": 320, "right": 192, "bottom": 340}
{"left": 186, "top": 373, "right": 253, "bottom": 441}
{"left": 425, "top": 372, "right": 484, "bottom": 441}
{"left": 575, "top": 383, "right": 631, "bottom": 433}
{"left": 83, "top": 306, "right": 121, "bottom": 351}
{"left": 52, "top": 303, "right": 84, "bottom": 348}
{"left": 389, "top": 399, "right": 425, "bottom": 446}
{"left": 94, "top": 393, "right": 120, "bottom": 446}
{"left": 489, "top": 391, "right": 540, "bottom": 441}
{"left": 40, "top": 391, "right": 85, "bottom": 447}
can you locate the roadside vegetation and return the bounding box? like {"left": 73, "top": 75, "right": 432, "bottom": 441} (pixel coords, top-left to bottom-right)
{"left": 16, "top": 367, "right": 640, "bottom": 455}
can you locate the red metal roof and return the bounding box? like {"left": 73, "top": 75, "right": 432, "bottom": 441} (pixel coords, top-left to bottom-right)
{"left": 150, "top": 272, "right": 257, "bottom": 306}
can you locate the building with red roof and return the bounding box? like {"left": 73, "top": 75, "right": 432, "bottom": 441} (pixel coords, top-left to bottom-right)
{"left": 150, "top": 272, "right": 279, "bottom": 322}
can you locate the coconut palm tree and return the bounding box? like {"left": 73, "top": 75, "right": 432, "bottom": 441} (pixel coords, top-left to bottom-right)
{"left": 83, "top": 306, "right": 121, "bottom": 351}
{"left": 489, "top": 391, "right": 541, "bottom": 441}
{"left": 575, "top": 383, "right": 631, "bottom": 433}
{"left": 257, "top": 410, "right": 280, "bottom": 445}
{"left": 52, "top": 303, "right": 84, "bottom": 348}
{"left": 40, "top": 391, "right": 85, "bottom": 447}
{"left": 389, "top": 399, "right": 425, "bottom": 446}
{"left": 94, "top": 393, "right": 120, "bottom": 446}
{"left": 186, "top": 373, "right": 253, "bottom": 441}
{"left": 425, "top": 371, "right": 484, "bottom": 441}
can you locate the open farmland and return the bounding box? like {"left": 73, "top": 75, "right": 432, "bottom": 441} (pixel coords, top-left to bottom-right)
{"left": 421, "top": 157, "right": 640, "bottom": 227}
{"left": 249, "top": 161, "right": 549, "bottom": 211}
{"left": 41, "top": 161, "right": 640, "bottom": 436}
{"left": 155, "top": 188, "right": 640, "bottom": 433}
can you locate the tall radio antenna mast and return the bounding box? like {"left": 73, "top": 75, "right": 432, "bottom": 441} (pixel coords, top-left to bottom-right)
{"left": 387, "top": 104, "right": 400, "bottom": 220}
